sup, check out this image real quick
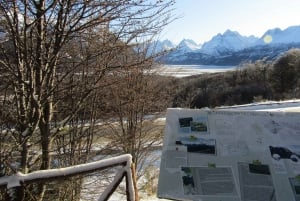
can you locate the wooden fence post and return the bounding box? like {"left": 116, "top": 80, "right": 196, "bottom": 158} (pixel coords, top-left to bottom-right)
{"left": 131, "top": 163, "right": 139, "bottom": 201}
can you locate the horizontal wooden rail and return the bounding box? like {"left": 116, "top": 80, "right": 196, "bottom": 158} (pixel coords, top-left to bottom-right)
{"left": 0, "top": 154, "right": 137, "bottom": 201}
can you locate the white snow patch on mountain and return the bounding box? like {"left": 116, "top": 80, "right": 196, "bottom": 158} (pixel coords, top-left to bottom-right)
{"left": 159, "top": 24, "right": 300, "bottom": 61}
{"left": 177, "top": 39, "right": 201, "bottom": 52}
{"left": 257, "top": 25, "right": 300, "bottom": 45}
{"left": 200, "top": 30, "right": 257, "bottom": 55}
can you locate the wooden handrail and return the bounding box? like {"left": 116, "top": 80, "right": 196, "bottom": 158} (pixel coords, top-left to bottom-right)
{"left": 0, "top": 154, "right": 138, "bottom": 201}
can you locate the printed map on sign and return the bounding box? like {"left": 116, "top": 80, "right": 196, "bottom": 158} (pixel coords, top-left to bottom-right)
{"left": 157, "top": 108, "right": 300, "bottom": 201}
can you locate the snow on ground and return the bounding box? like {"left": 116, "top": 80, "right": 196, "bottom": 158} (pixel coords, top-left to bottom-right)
{"left": 108, "top": 100, "right": 300, "bottom": 200}
{"left": 217, "top": 99, "right": 300, "bottom": 112}
{"left": 87, "top": 100, "right": 300, "bottom": 201}
{"left": 79, "top": 150, "right": 167, "bottom": 201}
{"left": 2, "top": 100, "right": 300, "bottom": 201}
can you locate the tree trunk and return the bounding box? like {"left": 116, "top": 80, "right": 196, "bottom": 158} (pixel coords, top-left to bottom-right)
{"left": 37, "top": 120, "right": 52, "bottom": 201}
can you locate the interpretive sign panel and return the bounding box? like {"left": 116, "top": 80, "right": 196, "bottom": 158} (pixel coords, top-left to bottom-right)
{"left": 157, "top": 108, "right": 300, "bottom": 201}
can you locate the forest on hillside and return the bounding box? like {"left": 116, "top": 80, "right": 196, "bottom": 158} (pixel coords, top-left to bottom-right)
{"left": 161, "top": 48, "right": 300, "bottom": 109}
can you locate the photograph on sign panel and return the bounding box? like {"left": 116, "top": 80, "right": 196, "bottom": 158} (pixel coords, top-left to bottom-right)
{"left": 180, "top": 166, "right": 238, "bottom": 196}
{"left": 178, "top": 116, "right": 209, "bottom": 134}
{"left": 238, "top": 162, "right": 276, "bottom": 201}
{"left": 191, "top": 116, "right": 209, "bottom": 133}
{"left": 191, "top": 121, "right": 207, "bottom": 132}
{"left": 269, "top": 145, "right": 300, "bottom": 162}
{"left": 179, "top": 117, "right": 193, "bottom": 133}
{"left": 176, "top": 137, "right": 216, "bottom": 155}
{"left": 289, "top": 177, "right": 300, "bottom": 201}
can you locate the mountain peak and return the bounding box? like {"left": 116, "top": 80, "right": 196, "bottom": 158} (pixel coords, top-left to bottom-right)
{"left": 146, "top": 39, "right": 176, "bottom": 55}
{"left": 264, "top": 27, "right": 282, "bottom": 35}
{"left": 178, "top": 38, "right": 198, "bottom": 45}
{"left": 161, "top": 39, "right": 175, "bottom": 48}
{"left": 159, "top": 24, "right": 300, "bottom": 63}
{"left": 257, "top": 25, "right": 300, "bottom": 45}
{"left": 159, "top": 24, "right": 300, "bottom": 65}
{"left": 177, "top": 39, "right": 201, "bottom": 52}
{"left": 223, "top": 29, "right": 239, "bottom": 35}
{"left": 199, "top": 29, "right": 257, "bottom": 55}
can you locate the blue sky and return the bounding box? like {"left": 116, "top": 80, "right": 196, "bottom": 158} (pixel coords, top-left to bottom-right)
{"left": 161, "top": 0, "right": 300, "bottom": 44}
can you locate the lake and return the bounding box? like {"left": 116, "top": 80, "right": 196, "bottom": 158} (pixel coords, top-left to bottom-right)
{"left": 155, "top": 65, "right": 237, "bottom": 77}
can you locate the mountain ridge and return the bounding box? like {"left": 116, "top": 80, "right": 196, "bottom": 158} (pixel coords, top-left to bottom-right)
{"left": 156, "top": 24, "right": 300, "bottom": 65}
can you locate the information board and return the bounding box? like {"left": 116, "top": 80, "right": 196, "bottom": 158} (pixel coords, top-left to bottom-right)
{"left": 157, "top": 108, "right": 300, "bottom": 201}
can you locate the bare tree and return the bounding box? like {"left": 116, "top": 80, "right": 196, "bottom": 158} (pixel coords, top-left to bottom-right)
{"left": 0, "top": 0, "right": 174, "bottom": 200}
{"left": 101, "top": 45, "right": 170, "bottom": 171}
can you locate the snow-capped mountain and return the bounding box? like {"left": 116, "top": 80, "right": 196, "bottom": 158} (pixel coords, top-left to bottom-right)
{"left": 177, "top": 39, "right": 201, "bottom": 53}
{"left": 256, "top": 25, "right": 300, "bottom": 45}
{"left": 147, "top": 38, "right": 200, "bottom": 55}
{"left": 147, "top": 39, "right": 176, "bottom": 55}
{"left": 159, "top": 24, "right": 300, "bottom": 65}
{"left": 156, "top": 39, "right": 175, "bottom": 50}
{"left": 148, "top": 39, "right": 201, "bottom": 62}
{"left": 200, "top": 30, "right": 257, "bottom": 55}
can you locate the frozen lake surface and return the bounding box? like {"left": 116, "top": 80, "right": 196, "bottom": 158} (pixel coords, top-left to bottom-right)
{"left": 155, "top": 65, "right": 236, "bottom": 77}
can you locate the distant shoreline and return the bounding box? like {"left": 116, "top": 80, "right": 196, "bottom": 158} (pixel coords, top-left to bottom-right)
{"left": 155, "top": 65, "right": 236, "bottom": 77}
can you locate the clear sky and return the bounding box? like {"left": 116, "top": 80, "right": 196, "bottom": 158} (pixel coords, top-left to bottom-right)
{"left": 161, "top": 0, "right": 300, "bottom": 44}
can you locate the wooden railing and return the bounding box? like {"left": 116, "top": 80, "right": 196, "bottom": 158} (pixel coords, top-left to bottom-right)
{"left": 0, "top": 154, "right": 138, "bottom": 201}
